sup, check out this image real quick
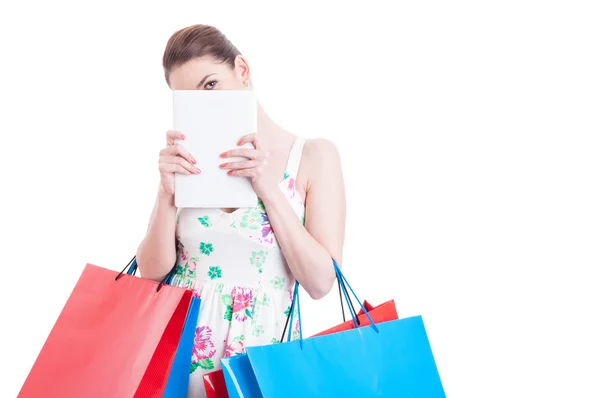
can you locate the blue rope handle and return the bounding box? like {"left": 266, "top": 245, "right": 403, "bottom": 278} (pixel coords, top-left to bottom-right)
{"left": 126, "top": 258, "right": 137, "bottom": 275}
{"left": 333, "top": 260, "right": 379, "bottom": 333}
{"left": 336, "top": 266, "right": 359, "bottom": 329}
{"left": 117, "top": 257, "right": 176, "bottom": 292}
{"left": 285, "top": 281, "right": 303, "bottom": 349}
{"left": 286, "top": 260, "right": 378, "bottom": 350}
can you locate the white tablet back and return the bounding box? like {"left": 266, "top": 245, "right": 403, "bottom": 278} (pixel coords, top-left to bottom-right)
{"left": 173, "top": 90, "right": 258, "bottom": 208}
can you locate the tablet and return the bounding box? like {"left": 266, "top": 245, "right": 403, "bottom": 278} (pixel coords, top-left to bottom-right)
{"left": 172, "top": 90, "right": 258, "bottom": 209}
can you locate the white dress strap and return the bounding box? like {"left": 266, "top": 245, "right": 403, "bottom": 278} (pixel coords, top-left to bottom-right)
{"left": 284, "top": 136, "right": 307, "bottom": 179}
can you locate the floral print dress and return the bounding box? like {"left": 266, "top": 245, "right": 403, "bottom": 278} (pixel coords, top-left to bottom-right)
{"left": 172, "top": 137, "right": 306, "bottom": 398}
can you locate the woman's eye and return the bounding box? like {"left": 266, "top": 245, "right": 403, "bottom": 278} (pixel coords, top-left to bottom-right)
{"left": 205, "top": 80, "right": 217, "bottom": 90}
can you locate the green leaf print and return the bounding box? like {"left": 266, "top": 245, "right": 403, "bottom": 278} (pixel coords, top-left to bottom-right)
{"left": 249, "top": 250, "right": 268, "bottom": 274}
{"left": 215, "top": 283, "right": 224, "bottom": 293}
{"left": 222, "top": 293, "right": 233, "bottom": 321}
{"left": 224, "top": 306, "right": 233, "bottom": 322}
{"left": 252, "top": 325, "right": 265, "bottom": 337}
{"left": 198, "top": 216, "right": 212, "bottom": 228}
{"left": 198, "top": 359, "right": 215, "bottom": 370}
{"left": 199, "top": 242, "right": 214, "bottom": 256}
{"left": 245, "top": 308, "right": 252, "bottom": 318}
{"left": 221, "top": 294, "right": 232, "bottom": 306}
{"left": 284, "top": 306, "right": 291, "bottom": 317}
{"left": 262, "top": 295, "right": 271, "bottom": 307}
{"left": 175, "top": 265, "right": 186, "bottom": 277}
{"left": 271, "top": 337, "right": 279, "bottom": 344}
{"left": 230, "top": 220, "right": 236, "bottom": 228}
{"left": 283, "top": 171, "right": 290, "bottom": 179}
{"left": 251, "top": 298, "right": 261, "bottom": 325}
{"left": 190, "top": 362, "right": 201, "bottom": 374}
{"left": 240, "top": 209, "right": 262, "bottom": 231}
{"left": 208, "top": 266, "right": 222, "bottom": 280}
{"left": 270, "top": 276, "right": 286, "bottom": 290}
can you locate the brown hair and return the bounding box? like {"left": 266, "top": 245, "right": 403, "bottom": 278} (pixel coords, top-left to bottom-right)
{"left": 162, "top": 24, "right": 241, "bottom": 84}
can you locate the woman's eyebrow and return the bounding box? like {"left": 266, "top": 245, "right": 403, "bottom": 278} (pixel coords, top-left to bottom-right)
{"left": 196, "top": 73, "right": 218, "bottom": 89}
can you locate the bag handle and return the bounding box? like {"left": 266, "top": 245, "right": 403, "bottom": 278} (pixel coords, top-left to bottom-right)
{"left": 114, "top": 256, "right": 176, "bottom": 292}
{"left": 279, "top": 268, "right": 358, "bottom": 344}
{"left": 333, "top": 261, "right": 379, "bottom": 333}
{"left": 281, "top": 260, "right": 379, "bottom": 348}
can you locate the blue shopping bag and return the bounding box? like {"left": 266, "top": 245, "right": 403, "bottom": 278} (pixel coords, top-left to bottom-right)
{"left": 221, "top": 353, "right": 262, "bottom": 398}
{"left": 220, "top": 281, "right": 304, "bottom": 398}
{"left": 244, "top": 262, "right": 446, "bottom": 398}
{"left": 127, "top": 258, "right": 201, "bottom": 397}
{"left": 163, "top": 295, "right": 201, "bottom": 397}
{"left": 220, "top": 273, "right": 356, "bottom": 398}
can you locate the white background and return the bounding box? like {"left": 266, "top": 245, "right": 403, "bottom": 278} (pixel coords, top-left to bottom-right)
{"left": 1, "top": 1, "right": 599, "bottom": 397}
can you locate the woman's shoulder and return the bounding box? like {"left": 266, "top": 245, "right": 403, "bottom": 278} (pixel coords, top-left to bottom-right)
{"left": 296, "top": 137, "right": 340, "bottom": 169}
{"left": 296, "top": 137, "right": 343, "bottom": 190}
{"left": 300, "top": 137, "right": 342, "bottom": 170}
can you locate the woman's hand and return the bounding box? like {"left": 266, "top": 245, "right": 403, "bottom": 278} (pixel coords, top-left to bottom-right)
{"left": 158, "top": 130, "right": 201, "bottom": 195}
{"left": 219, "top": 133, "right": 279, "bottom": 200}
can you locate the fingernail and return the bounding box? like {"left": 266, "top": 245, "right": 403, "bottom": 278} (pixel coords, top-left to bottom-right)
{"left": 227, "top": 170, "right": 233, "bottom": 175}
{"left": 181, "top": 135, "right": 186, "bottom": 140}
{"left": 191, "top": 158, "right": 196, "bottom": 164}
{"left": 219, "top": 163, "right": 227, "bottom": 168}
{"left": 237, "top": 140, "right": 242, "bottom": 146}
{"left": 220, "top": 152, "right": 227, "bottom": 158}
{"left": 196, "top": 168, "right": 201, "bottom": 174}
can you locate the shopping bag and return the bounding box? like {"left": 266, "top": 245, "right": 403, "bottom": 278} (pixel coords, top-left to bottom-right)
{"left": 244, "top": 262, "right": 446, "bottom": 398}
{"left": 18, "top": 261, "right": 192, "bottom": 398}
{"left": 221, "top": 353, "right": 262, "bottom": 398}
{"left": 217, "top": 280, "right": 400, "bottom": 398}
{"left": 122, "top": 258, "right": 202, "bottom": 398}
{"left": 312, "top": 299, "right": 397, "bottom": 337}
{"left": 163, "top": 295, "right": 201, "bottom": 397}
{"left": 203, "top": 368, "right": 228, "bottom": 398}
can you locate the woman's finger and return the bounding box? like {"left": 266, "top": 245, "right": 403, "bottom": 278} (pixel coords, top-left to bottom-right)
{"left": 237, "top": 133, "right": 258, "bottom": 148}
{"left": 228, "top": 166, "right": 264, "bottom": 178}
{"left": 220, "top": 159, "right": 266, "bottom": 170}
{"left": 220, "top": 148, "right": 267, "bottom": 160}
{"left": 166, "top": 130, "right": 186, "bottom": 146}
{"left": 160, "top": 155, "right": 201, "bottom": 174}
{"left": 161, "top": 144, "right": 196, "bottom": 165}
{"left": 160, "top": 162, "right": 194, "bottom": 175}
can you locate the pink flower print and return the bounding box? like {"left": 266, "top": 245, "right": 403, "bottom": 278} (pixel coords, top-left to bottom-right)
{"left": 292, "top": 319, "right": 301, "bottom": 341}
{"left": 260, "top": 226, "right": 273, "bottom": 244}
{"left": 258, "top": 213, "right": 274, "bottom": 244}
{"left": 232, "top": 287, "right": 254, "bottom": 322}
{"left": 224, "top": 337, "right": 245, "bottom": 357}
{"left": 176, "top": 239, "right": 189, "bottom": 262}
{"left": 187, "top": 258, "right": 197, "bottom": 272}
{"left": 287, "top": 178, "right": 297, "bottom": 199}
{"left": 192, "top": 326, "right": 216, "bottom": 360}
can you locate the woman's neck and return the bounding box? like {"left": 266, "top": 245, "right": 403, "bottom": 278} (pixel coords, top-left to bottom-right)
{"left": 256, "top": 102, "right": 294, "bottom": 148}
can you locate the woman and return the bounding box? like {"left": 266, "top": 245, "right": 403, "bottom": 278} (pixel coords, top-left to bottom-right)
{"left": 136, "top": 24, "right": 346, "bottom": 397}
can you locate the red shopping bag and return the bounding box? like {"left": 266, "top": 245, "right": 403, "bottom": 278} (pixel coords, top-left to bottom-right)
{"left": 18, "top": 263, "right": 193, "bottom": 398}
{"left": 313, "top": 299, "right": 397, "bottom": 336}
{"left": 203, "top": 299, "right": 398, "bottom": 398}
